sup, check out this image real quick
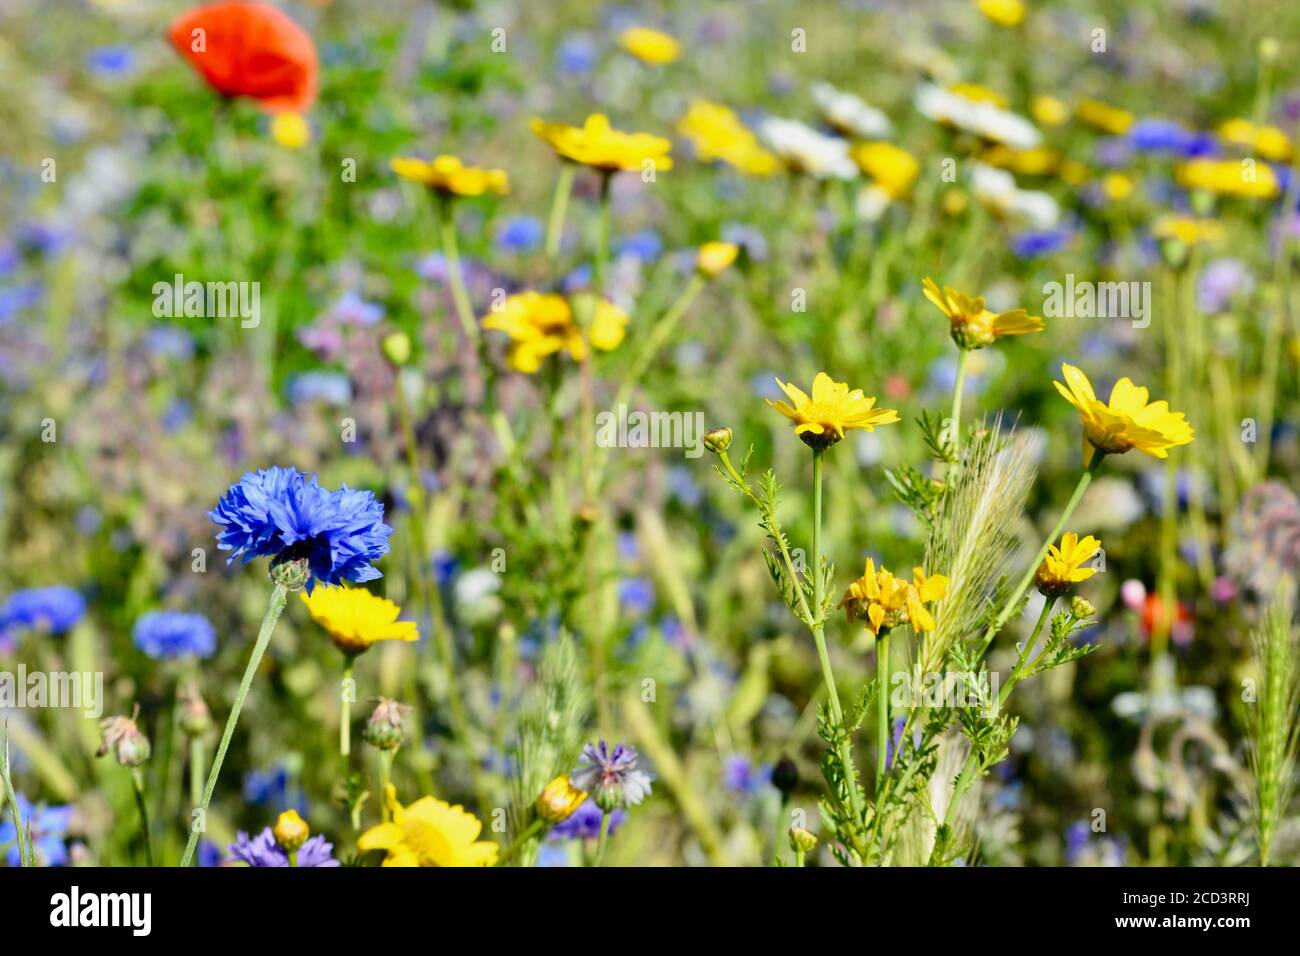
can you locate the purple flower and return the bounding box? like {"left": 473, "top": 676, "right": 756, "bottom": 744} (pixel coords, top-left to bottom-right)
{"left": 494, "top": 215, "right": 544, "bottom": 253}
{"left": 723, "top": 755, "right": 772, "bottom": 796}
{"left": 226, "top": 828, "right": 339, "bottom": 867}
{"left": 549, "top": 801, "right": 627, "bottom": 840}
{"left": 132, "top": 610, "right": 217, "bottom": 660}
{"left": 209, "top": 467, "right": 392, "bottom": 593}
{"left": 569, "top": 741, "right": 654, "bottom": 811}
{"left": 1196, "top": 258, "right": 1253, "bottom": 314}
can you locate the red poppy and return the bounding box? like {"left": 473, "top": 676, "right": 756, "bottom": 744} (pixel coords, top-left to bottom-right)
{"left": 168, "top": 2, "right": 318, "bottom": 114}
{"left": 1139, "top": 593, "right": 1193, "bottom": 645}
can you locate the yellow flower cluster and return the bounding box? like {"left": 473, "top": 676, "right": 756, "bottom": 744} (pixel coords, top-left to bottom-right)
{"left": 840, "top": 561, "right": 949, "bottom": 636}
{"left": 677, "top": 100, "right": 778, "bottom": 176}
{"left": 391, "top": 155, "right": 509, "bottom": 197}
{"left": 1176, "top": 158, "right": 1280, "bottom": 199}
{"left": 532, "top": 113, "right": 673, "bottom": 173}
{"left": 483, "top": 291, "right": 628, "bottom": 373}
{"left": 1218, "top": 118, "right": 1293, "bottom": 162}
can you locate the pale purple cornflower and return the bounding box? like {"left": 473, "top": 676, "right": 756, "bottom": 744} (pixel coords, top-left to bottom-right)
{"left": 570, "top": 741, "right": 653, "bottom": 811}
{"left": 227, "top": 828, "right": 339, "bottom": 867}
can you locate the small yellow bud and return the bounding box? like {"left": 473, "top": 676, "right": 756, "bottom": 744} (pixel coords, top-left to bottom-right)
{"left": 696, "top": 241, "right": 739, "bottom": 278}
{"left": 1260, "top": 37, "right": 1280, "bottom": 62}
{"left": 703, "top": 426, "right": 733, "bottom": 454}
{"left": 381, "top": 330, "right": 412, "bottom": 367}
{"left": 788, "top": 826, "right": 818, "bottom": 854}
{"left": 536, "top": 775, "right": 588, "bottom": 824}
{"left": 1070, "top": 596, "right": 1096, "bottom": 619}
{"left": 273, "top": 809, "right": 310, "bottom": 852}
{"left": 271, "top": 113, "right": 311, "bottom": 150}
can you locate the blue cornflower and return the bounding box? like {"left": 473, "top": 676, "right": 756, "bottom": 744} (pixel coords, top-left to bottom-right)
{"left": 618, "top": 577, "right": 655, "bottom": 616}
{"left": 132, "top": 610, "right": 217, "bottom": 660}
{"left": 0, "top": 796, "right": 73, "bottom": 866}
{"left": 549, "top": 801, "right": 627, "bottom": 840}
{"left": 226, "top": 828, "right": 339, "bottom": 867}
{"left": 556, "top": 34, "right": 598, "bottom": 74}
{"left": 286, "top": 371, "right": 353, "bottom": 407}
{"left": 615, "top": 229, "right": 663, "bottom": 261}
{"left": 494, "top": 215, "right": 544, "bottom": 253}
{"left": 86, "top": 45, "right": 136, "bottom": 77}
{"left": 1127, "top": 119, "right": 1218, "bottom": 158}
{"left": 1010, "top": 227, "right": 1073, "bottom": 259}
{"left": 209, "top": 467, "right": 392, "bottom": 593}
{"left": 0, "top": 586, "right": 86, "bottom": 636}
{"left": 723, "top": 755, "right": 772, "bottom": 796}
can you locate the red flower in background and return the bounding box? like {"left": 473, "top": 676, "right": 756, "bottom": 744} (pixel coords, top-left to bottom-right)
{"left": 168, "top": 2, "right": 318, "bottom": 113}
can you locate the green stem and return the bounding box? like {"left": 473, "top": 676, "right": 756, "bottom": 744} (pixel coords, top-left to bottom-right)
{"left": 340, "top": 657, "right": 355, "bottom": 766}
{"left": 875, "top": 631, "right": 890, "bottom": 794}
{"left": 998, "top": 597, "right": 1055, "bottom": 707}
{"left": 131, "top": 768, "right": 154, "bottom": 867}
{"left": 811, "top": 449, "right": 866, "bottom": 830}
{"left": 546, "top": 163, "right": 577, "bottom": 264}
{"left": 497, "top": 817, "right": 546, "bottom": 866}
{"left": 594, "top": 810, "right": 612, "bottom": 866}
{"left": 978, "top": 455, "right": 1103, "bottom": 655}
{"left": 188, "top": 736, "right": 205, "bottom": 812}
{"left": 378, "top": 749, "right": 396, "bottom": 822}
{"left": 594, "top": 172, "right": 613, "bottom": 294}
{"left": 179, "top": 583, "right": 288, "bottom": 867}
{"left": 438, "top": 198, "right": 480, "bottom": 347}
{"left": 949, "top": 348, "right": 970, "bottom": 459}
{"left": 1, "top": 725, "right": 31, "bottom": 866}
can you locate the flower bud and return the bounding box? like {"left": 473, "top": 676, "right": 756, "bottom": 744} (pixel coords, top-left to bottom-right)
{"left": 96, "top": 709, "right": 151, "bottom": 768}
{"left": 788, "top": 826, "right": 818, "bottom": 854}
{"left": 1070, "top": 595, "right": 1096, "bottom": 619}
{"left": 381, "top": 330, "right": 412, "bottom": 368}
{"left": 771, "top": 755, "right": 799, "bottom": 797}
{"left": 536, "top": 775, "right": 588, "bottom": 824}
{"left": 696, "top": 241, "right": 739, "bottom": 278}
{"left": 702, "top": 426, "right": 733, "bottom": 454}
{"left": 1260, "top": 36, "right": 1280, "bottom": 62}
{"left": 273, "top": 809, "right": 309, "bottom": 852}
{"left": 362, "top": 697, "right": 411, "bottom": 751}
{"left": 270, "top": 555, "right": 311, "bottom": 591}
{"left": 178, "top": 683, "right": 211, "bottom": 738}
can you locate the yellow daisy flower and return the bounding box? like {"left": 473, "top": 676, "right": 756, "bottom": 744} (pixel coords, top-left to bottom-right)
{"left": 1035, "top": 532, "right": 1102, "bottom": 597}
{"left": 620, "top": 26, "right": 680, "bottom": 65}
{"left": 1031, "top": 94, "right": 1070, "bottom": 127}
{"left": 1152, "top": 214, "right": 1224, "bottom": 246}
{"left": 696, "top": 241, "right": 739, "bottom": 277}
{"left": 482, "top": 291, "right": 628, "bottom": 373}
{"left": 531, "top": 114, "right": 674, "bottom": 173}
{"left": 922, "top": 277, "right": 1045, "bottom": 350}
{"left": 358, "top": 784, "right": 498, "bottom": 867}
{"left": 270, "top": 113, "right": 310, "bottom": 149}
{"left": 300, "top": 585, "right": 418, "bottom": 657}
{"left": 1218, "top": 118, "right": 1293, "bottom": 163}
{"left": 1076, "top": 99, "right": 1134, "bottom": 135}
{"left": 766, "top": 372, "right": 899, "bottom": 449}
{"left": 850, "top": 142, "right": 920, "bottom": 199}
{"left": 976, "top": 0, "right": 1027, "bottom": 28}
{"left": 839, "top": 561, "right": 949, "bottom": 636}
{"left": 1054, "top": 363, "right": 1194, "bottom": 465}
{"left": 391, "top": 155, "right": 509, "bottom": 197}
{"left": 677, "top": 100, "right": 779, "bottom": 176}
{"left": 1175, "top": 158, "right": 1280, "bottom": 199}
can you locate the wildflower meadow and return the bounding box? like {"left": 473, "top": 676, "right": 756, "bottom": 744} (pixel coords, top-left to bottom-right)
{"left": 2, "top": 0, "right": 1300, "bottom": 903}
